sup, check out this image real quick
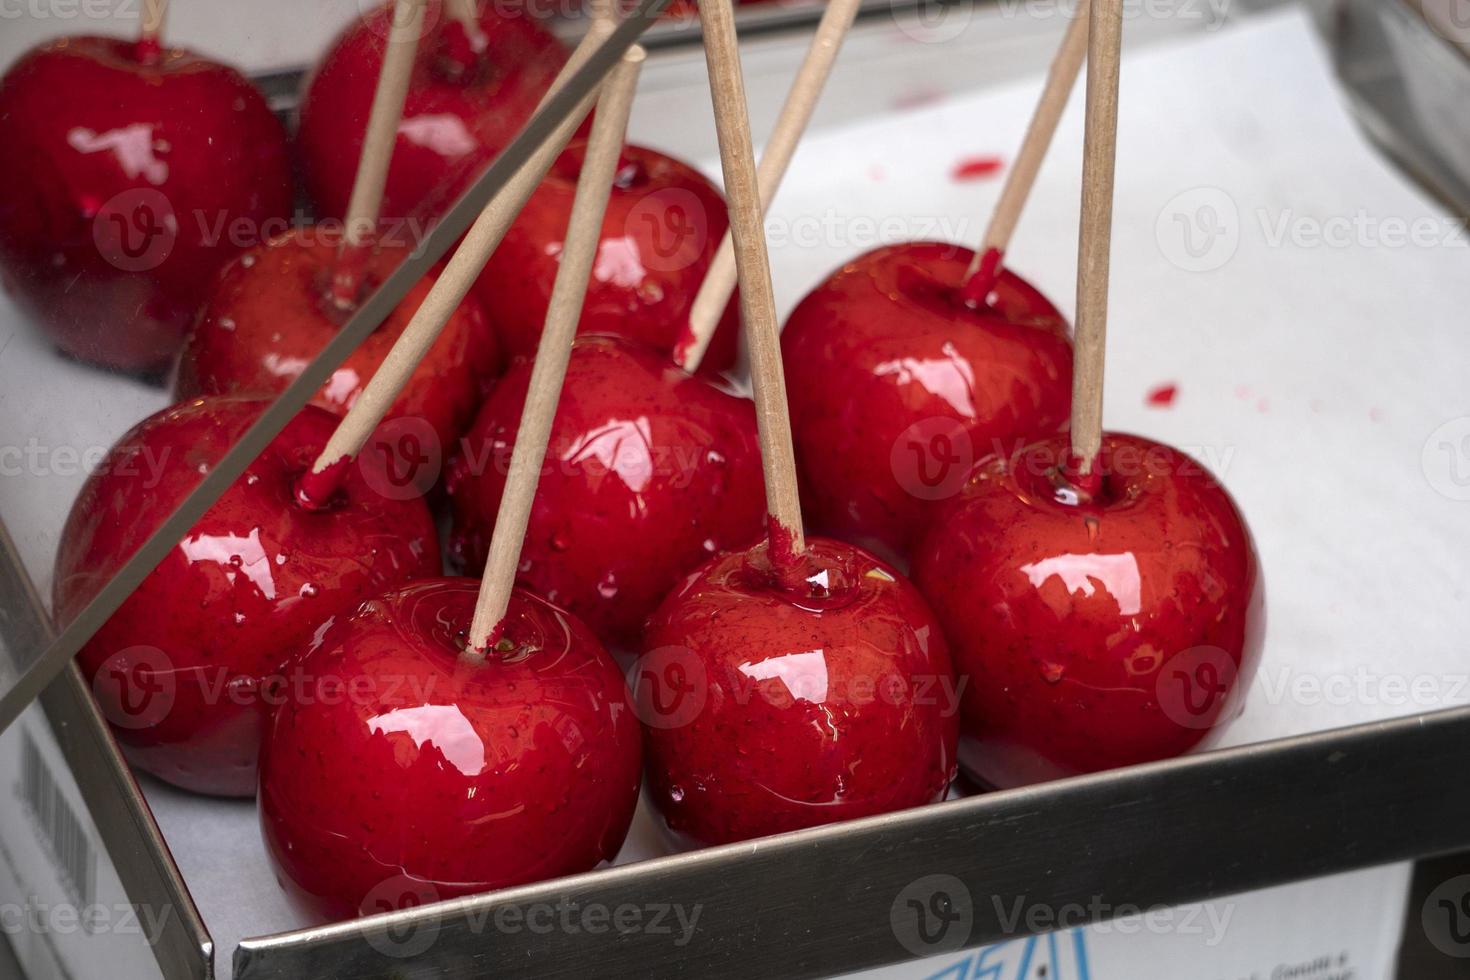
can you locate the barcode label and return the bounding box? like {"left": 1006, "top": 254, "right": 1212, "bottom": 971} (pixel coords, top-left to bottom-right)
{"left": 18, "top": 730, "right": 95, "bottom": 910}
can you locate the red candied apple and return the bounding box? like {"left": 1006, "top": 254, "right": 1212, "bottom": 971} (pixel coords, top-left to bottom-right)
{"left": 177, "top": 229, "right": 499, "bottom": 491}
{"left": 911, "top": 432, "right": 1264, "bottom": 789}
{"left": 297, "top": 0, "right": 568, "bottom": 226}
{"left": 447, "top": 334, "right": 764, "bottom": 645}
{"left": 637, "top": 536, "right": 958, "bottom": 846}
{"left": 0, "top": 37, "right": 293, "bottom": 373}
{"left": 258, "top": 578, "right": 642, "bottom": 922}
{"left": 53, "top": 397, "right": 441, "bottom": 797}
{"left": 781, "top": 241, "right": 1073, "bottom": 562}
{"left": 475, "top": 143, "right": 741, "bottom": 373}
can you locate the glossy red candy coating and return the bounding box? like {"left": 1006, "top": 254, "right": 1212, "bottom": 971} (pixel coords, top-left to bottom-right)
{"left": 474, "top": 143, "right": 740, "bottom": 373}
{"left": 0, "top": 37, "right": 293, "bottom": 373}
{"left": 53, "top": 397, "right": 441, "bottom": 797}
{"left": 781, "top": 241, "right": 1073, "bottom": 562}
{"left": 912, "top": 432, "right": 1264, "bottom": 788}
{"left": 176, "top": 229, "right": 499, "bottom": 490}
{"left": 638, "top": 536, "right": 958, "bottom": 846}
{"left": 258, "top": 579, "right": 642, "bottom": 922}
{"left": 297, "top": 0, "right": 567, "bottom": 225}
{"left": 447, "top": 334, "right": 765, "bottom": 645}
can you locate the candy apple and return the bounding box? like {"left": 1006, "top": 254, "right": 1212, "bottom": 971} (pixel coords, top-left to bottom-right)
{"left": 176, "top": 229, "right": 499, "bottom": 493}
{"left": 297, "top": 0, "right": 568, "bottom": 226}
{"left": 53, "top": 396, "right": 441, "bottom": 796}
{"left": 637, "top": 535, "right": 958, "bottom": 846}
{"left": 474, "top": 142, "right": 741, "bottom": 372}
{"left": 781, "top": 241, "right": 1073, "bottom": 562}
{"left": 446, "top": 334, "right": 764, "bottom": 645}
{"left": 258, "top": 578, "right": 641, "bottom": 921}
{"left": 911, "top": 432, "right": 1264, "bottom": 788}
{"left": 0, "top": 36, "right": 293, "bottom": 373}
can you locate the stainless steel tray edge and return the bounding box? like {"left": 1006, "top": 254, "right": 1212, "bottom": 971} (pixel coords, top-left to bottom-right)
{"left": 0, "top": 519, "right": 213, "bottom": 980}
{"left": 235, "top": 704, "right": 1470, "bottom": 979}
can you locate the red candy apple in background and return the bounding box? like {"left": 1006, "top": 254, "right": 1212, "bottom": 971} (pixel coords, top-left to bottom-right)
{"left": 53, "top": 397, "right": 441, "bottom": 797}
{"left": 0, "top": 37, "right": 293, "bottom": 373}
{"left": 297, "top": 0, "right": 568, "bottom": 227}
{"left": 475, "top": 143, "right": 741, "bottom": 372}
{"left": 258, "top": 578, "right": 641, "bottom": 922}
{"left": 912, "top": 432, "right": 1264, "bottom": 789}
{"left": 176, "top": 230, "right": 499, "bottom": 491}
{"left": 637, "top": 536, "right": 958, "bottom": 846}
{"left": 781, "top": 241, "right": 1073, "bottom": 562}
{"left": 446, "top": 334, "right": 765, "bottom": 646}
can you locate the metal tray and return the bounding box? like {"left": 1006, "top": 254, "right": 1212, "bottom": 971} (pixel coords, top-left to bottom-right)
{"left": 2, "top": 3, "right": 1469, "bottom": 978}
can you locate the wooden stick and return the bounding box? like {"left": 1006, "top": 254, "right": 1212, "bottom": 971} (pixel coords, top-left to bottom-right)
{"left": 444, "top": 0, "right": 488, "bottom": 50}
{"left": 466, "top": 47, "right": 645, "bottom": 652}
{"left": 698, "top": 0, "right": 806, "bottom": 566}
{"left": 340, "top": 0, "right": 427, "bottom": 253}
{"left": 675, "top": 0, "right": 861, "bottom": 374}
{"left": 1069, "top": 0, "right": 1123, "bottom": 479}
{"left": 298, "top": 20, "right": 617, "bottom": 504}
{"left": 961, "top": 0, "right": 1090, "bottom": 297}
{"left": 137, "top": 0, "right": 167, "bottom": 61}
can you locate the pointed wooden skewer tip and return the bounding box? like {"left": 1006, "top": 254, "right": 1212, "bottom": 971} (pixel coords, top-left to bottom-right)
{"left": 466, "top": 45, "right": 647, "bottom": 653}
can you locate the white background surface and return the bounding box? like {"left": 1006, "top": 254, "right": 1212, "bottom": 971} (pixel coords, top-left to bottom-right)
{"left": 0, "top": 3, "right": 1465, "bottom": 976}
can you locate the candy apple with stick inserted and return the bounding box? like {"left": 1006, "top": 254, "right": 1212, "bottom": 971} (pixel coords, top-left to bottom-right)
{"left": 446, "top": 333, "right": 765, "bottom": 646}
{"left": 52, "top": 397, "right": 442, "bottom": 797}
{"left": 0, "top": 32, "right": 292, "bottom": 373}
{"left": 911, "top": 433, "right": 1263, "bottom": 787}
{"left": 913, "top": 0, "right": 1263, "bottom": 788}
{"left": 176, "top": 231, "right": 499, "bottom": 491}
{"left": 637, "top": 534, "right": 958, "bottom": 845}
{"left": 638, "top": 0, "right": 957, "bottom": 847}
{"left": 259, "top": 45, "right": 646, "bottom": 921}
{"left": 475, "top": 142, "right": 741, "bottom": 372}
{"left": 296, "top": 0, "right": 569, "bottom": 226}
{"left": 781, "top": 241, "right": 1072, "bottom": 562}
{"left": 778, "top": 4, "right": 1091, "bottom": 562}
{"left": 257, "top": 578, "right": 642, "bottom": 921}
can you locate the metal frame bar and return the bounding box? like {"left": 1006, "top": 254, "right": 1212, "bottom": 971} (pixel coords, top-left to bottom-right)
{"left": 0, "top": 521, "right": 211, "bottom": 980}
{"left": 232, "top": 704, "right": 1470, "bottom": 978}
